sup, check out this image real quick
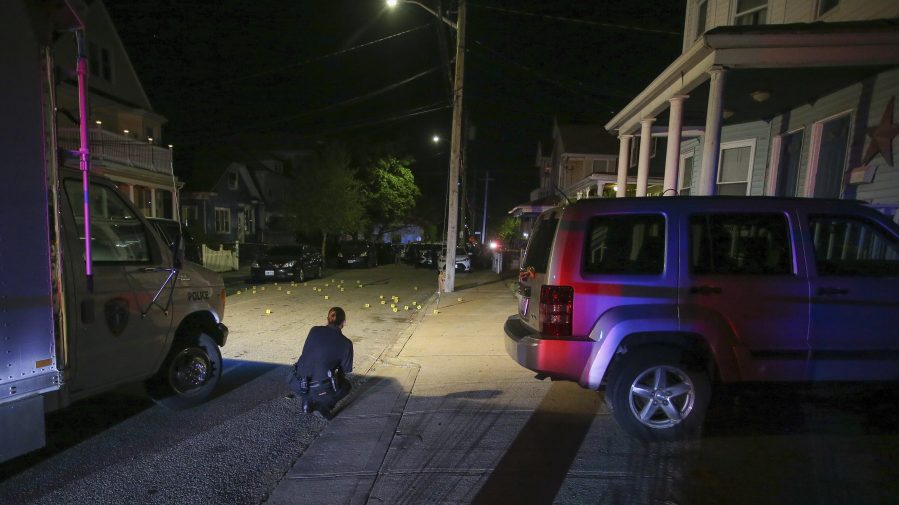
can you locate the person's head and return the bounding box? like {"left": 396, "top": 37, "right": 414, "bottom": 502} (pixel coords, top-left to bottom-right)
{"left": 327, "top": 306, "right": 346, "bottom": 329}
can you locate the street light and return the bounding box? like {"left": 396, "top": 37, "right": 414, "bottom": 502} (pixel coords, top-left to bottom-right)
{"left": 432, "top": 134, "right": 441, "bottom": 143}
{"left": 387, "top": 0, "right": 465, "bottom": 292}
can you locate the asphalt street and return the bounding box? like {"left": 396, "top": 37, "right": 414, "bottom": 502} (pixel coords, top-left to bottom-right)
{"left": 2, "top": 264, "right": 899, "bottom": 504}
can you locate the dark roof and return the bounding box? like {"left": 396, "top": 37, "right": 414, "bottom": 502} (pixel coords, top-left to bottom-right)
{"left": 556, "top": 124, "right": 619, "bottom": 155}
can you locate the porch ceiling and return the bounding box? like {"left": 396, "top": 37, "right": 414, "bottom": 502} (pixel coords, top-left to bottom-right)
{"left": 606, "top": 20, "right": 899, "bottom": 135}
{"left": 677, "top": 65, "right": 893, "bottom": 127}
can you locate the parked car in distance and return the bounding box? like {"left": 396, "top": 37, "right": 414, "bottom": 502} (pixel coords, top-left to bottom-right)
{"left": 376, "top": 242, "right": 396, "bottom": 265}
{"left": 148, "top": 218, "right": 202, "bottom": 264}
{"left": 505, "top": 196, "right": 899, "bottom": 441}
{"left": 251, "top": 244, "right": 323, "bottom": 283}
{"left": 336, "top": 241, "right": 377, "bottom": 268}
{"left": 415, "top": 243, "right": 442, "bottom": 269}
{"left": 438, "top": 247, "right": 472, "bottom": 272}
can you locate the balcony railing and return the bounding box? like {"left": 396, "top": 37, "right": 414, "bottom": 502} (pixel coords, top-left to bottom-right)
{"left": 58, "top": 128, "right": 173, "bottom": 175}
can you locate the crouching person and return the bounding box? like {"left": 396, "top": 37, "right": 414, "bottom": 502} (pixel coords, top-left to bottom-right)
{"left": 289, "top": 307, "right": 353, "bottom": 419}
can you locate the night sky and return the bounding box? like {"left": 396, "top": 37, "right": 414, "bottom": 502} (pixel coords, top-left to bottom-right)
{"left": 105, "top": 0, "right": 684, "bottom": 235}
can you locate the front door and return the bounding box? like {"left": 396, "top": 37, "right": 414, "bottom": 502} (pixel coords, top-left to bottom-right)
{"left": 681, "top": 211, "right": 810, "bottom": 381}
{"left": 805, "top": 213, "right": 899, "bottom": 380}
{"left": 63, "top": 178, "right": 174, "bottom": 396}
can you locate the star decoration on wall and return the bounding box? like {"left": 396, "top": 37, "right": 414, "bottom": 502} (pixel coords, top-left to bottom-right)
{"left": 862, "top": 96, "right": 899, "bottom": 167}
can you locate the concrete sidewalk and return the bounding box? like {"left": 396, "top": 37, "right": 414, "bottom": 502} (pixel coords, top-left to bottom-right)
{"left": 265, "top": 270, "right": 545, "bottom": 504}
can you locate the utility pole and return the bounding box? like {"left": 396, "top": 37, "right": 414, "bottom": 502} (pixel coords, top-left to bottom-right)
{"left": 480, "top": 170, "right": 493, "bottom": 244}
{"left": 443, "top": 0, "right": 466, "bottom": 293}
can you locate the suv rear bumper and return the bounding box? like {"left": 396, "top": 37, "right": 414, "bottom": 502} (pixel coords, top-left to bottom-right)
{"left": 504, "top": 315, "right": 594, "bottom": 382}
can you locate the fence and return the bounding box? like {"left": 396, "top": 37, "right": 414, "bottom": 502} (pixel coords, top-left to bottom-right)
{"left": 202, "top": 243, "right": 239, "bottom": 272}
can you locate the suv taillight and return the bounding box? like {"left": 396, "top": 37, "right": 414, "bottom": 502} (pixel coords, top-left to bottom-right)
{"left": 539, "top": 285, "right": 573, "bottom": 337}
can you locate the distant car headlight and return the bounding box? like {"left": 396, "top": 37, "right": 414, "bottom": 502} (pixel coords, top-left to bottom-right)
{"left": 251, "top": 261, "right": 260, "bottom": 268}
{"left": 283, "top": 260, "right": 297, "bottom": 267}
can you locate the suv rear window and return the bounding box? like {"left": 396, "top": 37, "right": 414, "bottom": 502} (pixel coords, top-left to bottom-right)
{"left": 690, "top": 213, "right": 791, "bottom": 275}
{"left": 522, "top": 214, "right": 559, "bottom": 274}
{"left": 583, "top": 214, "right": 665, "bottom": 275}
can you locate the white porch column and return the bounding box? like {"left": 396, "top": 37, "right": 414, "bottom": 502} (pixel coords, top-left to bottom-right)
{"left": 664, "top": 95, "right": 688, "bottom": 195}
{"left": 616, "top": 134, "right": 632, "bottom": 198}
{"left": 697, "top": 66, "right": 727, "bottom": 196}
{"left": 636, "top": 118, "right": 655, "bottom": 197}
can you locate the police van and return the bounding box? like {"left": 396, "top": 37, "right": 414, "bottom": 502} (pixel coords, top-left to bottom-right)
{"left": 0, "top": 0, "right": 227, "bottom": 462}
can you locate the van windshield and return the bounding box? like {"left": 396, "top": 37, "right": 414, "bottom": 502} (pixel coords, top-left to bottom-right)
{"left": 522, "top": 214, "right": 559, "bottom": 273}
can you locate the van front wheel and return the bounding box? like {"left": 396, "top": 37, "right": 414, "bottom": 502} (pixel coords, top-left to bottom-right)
{"left": 147, "top": 333, "right": 222, "bottom": 410}
{"left": 605, "top": 347, "right": 710, "bottom": 441}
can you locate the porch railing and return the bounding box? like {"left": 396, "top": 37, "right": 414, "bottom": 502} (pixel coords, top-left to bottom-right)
{"left": 58, "top": 128, "right": 173, "bottom": 175}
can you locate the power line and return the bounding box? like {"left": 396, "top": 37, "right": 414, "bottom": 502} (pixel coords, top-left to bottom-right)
{"left": 187, "top": 23, "right": 434, "bottom": 92}
{"left": 471, "top": 3, "right": 681, "bottom": 36}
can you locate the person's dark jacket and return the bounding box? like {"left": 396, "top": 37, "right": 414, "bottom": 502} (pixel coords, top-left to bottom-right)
{"left": 293, "top": 324, "right": 353, "bottom": 382}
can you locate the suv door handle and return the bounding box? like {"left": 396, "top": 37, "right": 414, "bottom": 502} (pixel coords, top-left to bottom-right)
{"left": 690, "top": 285, "right": 722, "bottom": 295}
{"left": 817, "top": 287, "right": 849, "bottom": 296}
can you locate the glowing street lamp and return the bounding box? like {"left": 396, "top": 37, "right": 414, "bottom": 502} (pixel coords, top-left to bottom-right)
{"left": 432, "top": 135, "right": 440, "bottom": 143}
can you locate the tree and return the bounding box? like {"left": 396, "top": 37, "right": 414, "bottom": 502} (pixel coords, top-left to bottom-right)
{"left": 288, "top": 142, "right": 365, "bottom": 257}
{"left": 497, "top": 216, "right": 521, "bottom": 243}
{"left": 358, "top": 154, "right": 421, "bottom": 241}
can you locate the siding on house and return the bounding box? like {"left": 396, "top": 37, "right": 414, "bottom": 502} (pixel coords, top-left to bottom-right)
{"left": 766, "top": 67, "right": 899, "bottom": 202}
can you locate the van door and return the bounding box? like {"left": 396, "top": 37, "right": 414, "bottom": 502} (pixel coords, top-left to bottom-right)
{"left": 805, "top": 214, "right": 899, "bottom": 380}
{"left": 62, "top": 178, "right": 174, "bottom": 396}
{"left": 681, "top": 211, "right": 810, "bottom": 381}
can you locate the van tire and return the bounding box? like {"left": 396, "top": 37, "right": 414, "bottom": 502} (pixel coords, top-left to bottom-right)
{"left": 605, "top": 346, "right": 710, "bottom": 441}
{"left": 147, "top": 332, "right": 222, "bottom": 410}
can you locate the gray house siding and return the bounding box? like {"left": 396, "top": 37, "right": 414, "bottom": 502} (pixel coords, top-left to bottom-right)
{"left": 768, "top": 67, "right": 899, "bottom": 203}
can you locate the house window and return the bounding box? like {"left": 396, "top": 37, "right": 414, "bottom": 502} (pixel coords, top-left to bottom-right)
{"left": 215, "top": 208, "right": 231, "bottom": 234}
{"left": 717, "top": 140, "right": 755, "bottom": 196}
{"left": 155, "top": 189, "right": 173, "bottom": 219}
{"left": 133, "top": 186, "right": 153, "bottom": 217}
{"left": 592, "top": 159, "right": 615, "bottom": 174}
{"left": 181, "top": 205, "right": 198, "bottom": 225}
{"left": 818, "top": 0, "right": 839, "bottom": 17}
{"left": 695, "top": 0, "right": 708, "bottom": 39}
{"left": 88, "top": 42, "right": 100, "bottom": 77}
{"left": 629, "top": 138, "right": 658, "bottom": 167}
{"left": 227, "top": 171, "right": 239, "bottom": 190}
{"left": 242, "top": 206, "right": 255, "bottom": 234}
{"left": 734, "top": 0, "right": 767, "bottom": 26}
{"left": 679, "top": 153, "right": 694, "bottom": 196}
{"left": 101, "top": 48, "right": 112, "bottom": 81}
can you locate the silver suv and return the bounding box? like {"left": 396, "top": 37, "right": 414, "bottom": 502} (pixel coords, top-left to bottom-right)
{"left": 505, "top": 197, "right": 899, "bottom": 440}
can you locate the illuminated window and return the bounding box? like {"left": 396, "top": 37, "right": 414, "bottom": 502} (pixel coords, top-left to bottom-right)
{"left": 717, "top": 140, "right": 755, "bottom": 196}
{"left": 215, "top": 208, "right": 231, "bottom": 234}
{"left": 734, "top": 0, "right": 767, "bottom": 26}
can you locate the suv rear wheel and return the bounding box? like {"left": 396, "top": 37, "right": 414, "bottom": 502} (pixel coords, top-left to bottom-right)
{"left": 605, "top": 346, "right": 710, "bottom": 441}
